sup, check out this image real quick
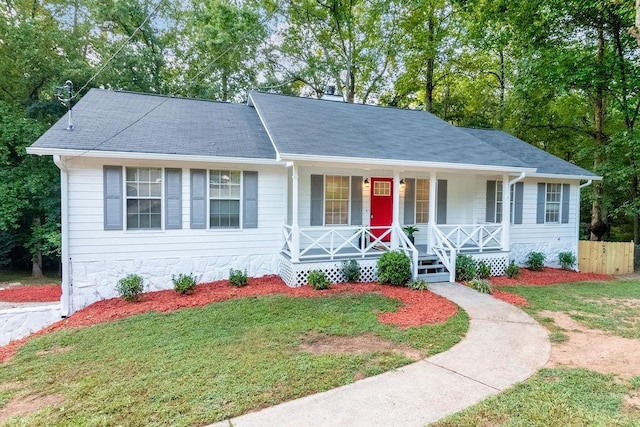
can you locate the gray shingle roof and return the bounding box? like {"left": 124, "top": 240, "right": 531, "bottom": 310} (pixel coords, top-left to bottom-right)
{"left": 460, "top": 127, "right": 598, "bottom": 178}
{"left": 249, "top": 91, "right": 529, "bottom": 169}
{"left": 31, "top": 89, "right": 599, "bottom": 179}
{"left": 30, "top": 89, "right": 276, "bottom": 159}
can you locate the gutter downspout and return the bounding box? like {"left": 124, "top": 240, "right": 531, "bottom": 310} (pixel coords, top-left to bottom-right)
{"left": 576, "top": 180, "right": 593, "bottom": 271}
{"left": 53, "top": 155, "right": 71, "bottom": 317}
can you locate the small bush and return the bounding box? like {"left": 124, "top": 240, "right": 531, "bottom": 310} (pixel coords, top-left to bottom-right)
{"left": 308, "top": 270, "right": 330, "bottom": 290}
{"left": 377, "top": 251, "right": 412, "bottom": 286}
{"left": 505, "top": 261, "right": 520, "bottom": 279}
{"left": 558, "top": 251, "right": 576, "bottom": 270}
{"left": 526, "top": 252, "right": 546, "bottom": 271}
{"left": 116, "top": 274, "right": 144, "bottom": 302}
{"left": 341, "top": 259, "right": 361, "bottom": 282}
{"left": 173, "top": 273, "right": 197, "bottom": 294}
{"left": 408, "top": 279, "right": 429, "bottom": 291}
{"left": 455, "top": 254, "right": 476, "bottom": 282}
{"left": 229, "top": 269, "right": 248, "bottom": 287}
{"left": 469, "top": 278, "right": 492, "bottom": 294}
{"left": 476, "top": 261, "right": 491, "bottom": 279}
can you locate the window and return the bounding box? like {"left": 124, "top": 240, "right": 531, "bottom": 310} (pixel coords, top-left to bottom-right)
{"left": 490, "top": 181, "right": 516, "bottom": 224}
{"left": 416, "top": 178, "right": 430, "bottom": 223}
{"left": 545, "top": 183, "right": 562, "bottom": 223}
{"left": 325, "top": 175, "right": 350, "bottom": 225}
{"left": 209, "top": 170, "right": 241, "bottom": 228}
{"left": 126, "top": 167, "right": 162, "bottom": 229}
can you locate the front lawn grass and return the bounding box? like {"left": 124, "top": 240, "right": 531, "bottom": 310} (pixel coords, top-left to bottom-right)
{"left": 0, "top": 293, "right": 468, "bottom": 426}
{"left": 502, "top": 280, "right": 640, "bottom": 339}
{"left": 433, "top": 368, "right": 639, "bottom": 427}
{"left": 433, "top": 279, "right": 640, "bottom": 426}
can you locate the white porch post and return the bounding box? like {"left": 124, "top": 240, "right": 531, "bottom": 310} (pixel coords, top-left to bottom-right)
{"left": 427, "top": 171, "right": 437, "bottom": 254}
{"left": 502, "top": 173, "right": 510, "bottom": 251}
{"left": 291, "top": 164, "right": 300, "bottom": 262}
{"left": 391, "top": 170, "right": 400, "bottom": 249}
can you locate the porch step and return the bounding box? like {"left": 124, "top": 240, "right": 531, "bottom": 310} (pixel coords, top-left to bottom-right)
{"left": 416, "top": 254, "right": 450, "bottom": 283}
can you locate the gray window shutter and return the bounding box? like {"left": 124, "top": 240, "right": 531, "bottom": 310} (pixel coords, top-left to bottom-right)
{"left": 310, "top": 174, "right": 324, "bottom": 226}
{"left": 514, "top": 182, "right": 524, "bottom": 224}
{"left": 104, "top": 166, "right": 123, "bottom": 230}
{"left": 403, "top": 178, "right": 415, "bottom": 224}
{"left": 190, "top": 169, "right": 207, "bottom": 229}
{"left": 243, "top": 171, "right": 258, "bottom": 228}
{"left": 165, "top": 168, "right": 182, "bottom": 229}
{"left": 351, "top": 176, "right": 363, "bottom": 226}
{"left": 536, "top": 183, "right": 546, "bottom": 224}
{"left": 561, "top": 184, "right": 570, "bottom": 224}
{"left": 436, "top": 179, "right": 447, "bottom": 224}
{"left": 485, "top": 180, "right": 496, "bottom": 223}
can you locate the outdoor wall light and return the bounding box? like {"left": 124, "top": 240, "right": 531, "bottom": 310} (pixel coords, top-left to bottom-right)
{"left": 364, "top": 178, "right": 370, "bottom": 185}
{"left": 400, "top": 178, "right": 406, "bottom": 186}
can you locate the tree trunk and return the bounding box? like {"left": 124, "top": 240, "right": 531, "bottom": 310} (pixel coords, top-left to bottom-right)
{"left": 590, "top": 23, "right": 608, "bottom": 241}
{"left": 498, "top": 49, "right": 506, "bottom": 129}
{"left": 32, "top": 249, "right": 43, "bottom": 278}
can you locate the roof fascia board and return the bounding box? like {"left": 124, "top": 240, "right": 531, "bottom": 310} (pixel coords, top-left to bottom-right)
{"left": 280, "top": 153, "right": 535, "bottom": 174}
{"left": 247, "top": 92, "right": 282, "bottom": 161}
{"left": 528, "top": 172, "right": 602, "bottom": 181}
{"left": 26, "top": 147, "right": 283, "bottom": 166}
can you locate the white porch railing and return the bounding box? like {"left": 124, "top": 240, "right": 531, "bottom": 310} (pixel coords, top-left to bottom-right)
{"left": 435, "top": 224, "right": 504, "bottom": 252}
{"left": 431, "top": 225, "right": 456, "bottom": 282}
{"left": 282, "top": 224, "right": 419, "bottom": 279}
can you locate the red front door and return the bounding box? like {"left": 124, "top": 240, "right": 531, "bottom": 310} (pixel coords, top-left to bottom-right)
{"left": 370, "top": 178, "right": 393, "bottom": 241}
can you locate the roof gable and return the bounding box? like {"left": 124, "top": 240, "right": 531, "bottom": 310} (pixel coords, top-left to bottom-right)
{"left": 30, "top": 89, "right": 276, "bottom": 160}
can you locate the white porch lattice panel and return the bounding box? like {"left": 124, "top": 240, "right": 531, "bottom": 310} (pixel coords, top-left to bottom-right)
{"left": 469, "top": 252, "right": 510, "bottom": 277}
{"left": 278, "top": 255, "right": 378, "bottom": 287}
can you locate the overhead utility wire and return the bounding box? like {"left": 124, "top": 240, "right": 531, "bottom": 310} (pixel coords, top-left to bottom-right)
{"left": 67, "top": 12, "right": 274, "bottom": 160}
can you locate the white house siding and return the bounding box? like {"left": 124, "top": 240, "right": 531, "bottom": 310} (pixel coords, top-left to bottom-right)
{"left": 64, "top": 157, "right": 287, "bottom": 311}
{"left": 508, "top": 179, "right": 579, "bottom": 268}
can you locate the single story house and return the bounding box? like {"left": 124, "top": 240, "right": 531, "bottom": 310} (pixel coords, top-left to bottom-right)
{"left": 28, "top": 89, "right": 600, "bottom": 315}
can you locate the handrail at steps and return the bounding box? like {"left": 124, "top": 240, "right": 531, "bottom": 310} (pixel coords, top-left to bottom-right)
{"left": 393, "top": 223, "right": 419, "bottom": 280}
{"left": 431, "top": 225, "right": 456, "bottom": 282}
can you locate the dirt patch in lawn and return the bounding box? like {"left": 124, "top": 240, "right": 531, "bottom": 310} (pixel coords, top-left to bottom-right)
{"left": 541, "top": 310, "right": 640, "bottom": 378}
{"left": 0, "top": 394, "right": 64, "bottom": 423}
{"left": 298, "top": 333, "right": 423, "bottom": 361}
{"left": 35, "top": 346, "right": 73, "bottom": 357}
{"left": 0, "top": 277, "right": 458, "bottom": 363}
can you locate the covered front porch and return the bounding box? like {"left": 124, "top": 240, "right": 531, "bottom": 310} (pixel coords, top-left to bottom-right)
{"left": 278, "top": 164, "right": 520, "bottom": 286}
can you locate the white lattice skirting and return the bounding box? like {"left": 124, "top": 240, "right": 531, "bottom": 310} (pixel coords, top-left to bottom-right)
{"left": 278, "top": 256, "right": 379, "bottom": 287}
{"left": 470, "top": 252, "right": 510, "bottom": 276}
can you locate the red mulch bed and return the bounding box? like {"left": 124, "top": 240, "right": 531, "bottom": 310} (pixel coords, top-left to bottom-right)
{"left": 492, "top": 289, "right": 529, "bottom": 306}
{"left": 490, "top": 267, "right": 613, "bottom": 287}
{"left": 0, "top": 285, "right": 61, "bottom": 302}
{"left": 0, "top": 276, "right": 458, "bottom": 363}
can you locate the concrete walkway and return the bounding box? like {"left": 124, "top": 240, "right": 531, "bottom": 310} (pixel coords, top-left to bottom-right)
{"left": 211, "top": 282, "right": 550, "bottom": 427}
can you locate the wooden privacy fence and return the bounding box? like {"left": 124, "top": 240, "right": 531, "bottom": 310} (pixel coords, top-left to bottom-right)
{"left": 578, "top": 241, "right": 634, "bottom": 275}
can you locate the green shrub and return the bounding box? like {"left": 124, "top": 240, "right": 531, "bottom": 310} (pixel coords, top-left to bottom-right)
{"left": 308, "top": 270, "right": 330, "bottom": 290}
{"left": 229, "top": 269, "right": 248, "bottom": 287}
{"left": 341, "top": 259, "right": 361, "bottom": 282}
{"left": 116, "top": 274, "right": 144, "bottom": 301}
{"left": 526, "top": 252, "right": 546, "bottom": 271}
{"left": 469, "top": 278, "right": 492, "bottom": 294}
{"left": 558, "top": 251, "right": 576, "bottom": 270}
{"left": 408, "top": 279, "right": 429, "bottom": 291}
{"left": 172, "top": 273, "right": 197, "bottom": 294}
{"left": 505, "top": 261, "right": 520, "bottom": 279}
{"left": 455, "top": 253, "right": 476, "bottom": 282}
{"left": 476, "top": 261, "right": 491, "bottom": 279}
{"left": 377, "top": 251, "right": 412, "bottom": 286}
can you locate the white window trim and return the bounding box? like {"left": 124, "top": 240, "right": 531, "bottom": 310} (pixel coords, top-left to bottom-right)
{"left": 415, "top": 178, "right": 430, "bottom": 224}
{"left": 494, "top": 181, "right": 516, "bottom": 225}
{"left": 124, "top": 166, "right": 164, "bottom": 232}
{"left": 208, "top": 169, "right": 244, "bottom": 230}
{"left": 323, "top": 174, "right": 351, "bottom": 226}
{"left": 545, "top": 182, "right": 562, "bottom": 224}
